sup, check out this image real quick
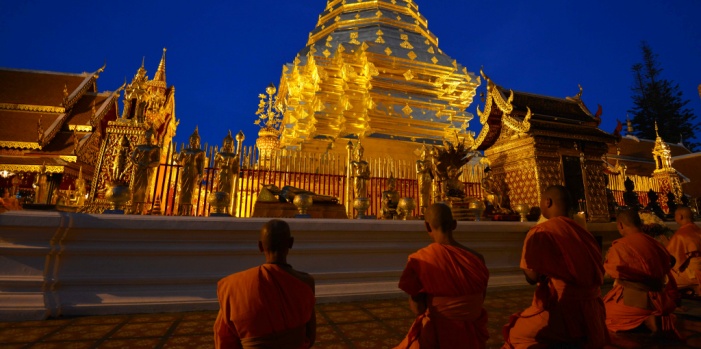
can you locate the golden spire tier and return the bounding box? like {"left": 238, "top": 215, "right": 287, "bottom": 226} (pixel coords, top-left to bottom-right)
{"left": 275, "top": 0, "right": 480, "bottom": 156}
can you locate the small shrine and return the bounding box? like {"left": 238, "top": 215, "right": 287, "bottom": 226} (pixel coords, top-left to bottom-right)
{"left": 473, "top": 71, "right": 617, "bottom": 222}
{"left": 604, "top": 118, "right": 698, "bottom": 213}
{"left": 87, "top": 49, "right": 178, "bottom": 213}
{"left": 651, "top": 123, "right": 685, "bottom": 205}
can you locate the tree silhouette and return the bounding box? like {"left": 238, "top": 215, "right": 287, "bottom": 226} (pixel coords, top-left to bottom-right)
{"left": 629, "top": 42, "right": 699, "bottom": 151}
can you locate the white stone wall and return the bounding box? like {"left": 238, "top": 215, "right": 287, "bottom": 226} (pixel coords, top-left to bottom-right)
{"left": 0, "top": 211, "right": 626, "bottom": 321}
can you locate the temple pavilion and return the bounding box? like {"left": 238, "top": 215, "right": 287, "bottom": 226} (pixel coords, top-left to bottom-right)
{"left": 269, "top": 0, "right": 480, "bottom": 160}
{"left": 473, "top": 71, "right": 617, "bottom": 222}
{"left": 0, "top": 66, "right": 120, "bottom": 202}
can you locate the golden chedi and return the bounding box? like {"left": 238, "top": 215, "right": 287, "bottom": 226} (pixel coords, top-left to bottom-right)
{"left": 272, "top": 0, "right": 480, "bottom": 160}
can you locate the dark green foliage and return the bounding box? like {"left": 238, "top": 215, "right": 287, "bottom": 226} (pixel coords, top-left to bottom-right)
{"left": 629, "top": 42, "right": 700, "bottom": 151}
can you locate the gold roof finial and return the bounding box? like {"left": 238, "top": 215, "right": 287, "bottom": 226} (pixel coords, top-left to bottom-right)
{"left": 133, "top": 57, "right": 147, "bottom": 82}
{"left": 154, "top": 48, "right": 167, "bottom": 83}
{"left": 654, "top": 120, "right": 660, "bottom": 138}
{"left": 567, "top": 84, "right": 583, "bottom": 101}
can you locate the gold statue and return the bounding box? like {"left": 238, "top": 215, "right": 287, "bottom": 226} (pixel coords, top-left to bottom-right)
{"left": 177, "top": 127, "right": 205, "bottom": 215}
{"left": 65, "top": 167, "right": 87, "bottom": 208}
{"left": 130, "top": 127, "right": 161, "bottom": 214}
{"left": 33, "top": 164, "right": 49, "bottom": 204}
{"left": 416, "top": 145, "right": 434, "bottom": 215}
{"left": 480, "top": 166, "right": 506, "bottom": 213}
{"left": 261, "top": 184, "right": 338, "bottom": 204}
{"left": 210, "top": 131, "right": 241, "bottom": 215}
{"left": 350, "top": 141, "right": 370, "bottom": 199}
{"left": 381, "top": 174, "right": 400, "bottom": 219}
{"left": 111, "top": 136, "right": 131, "bottom": 183}
{"left": 214, "top": 131, "right": 239, "bottom": 198}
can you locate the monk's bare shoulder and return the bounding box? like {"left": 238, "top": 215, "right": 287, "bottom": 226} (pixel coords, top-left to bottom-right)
{"left": 285, "top": 267, "right": 316, "bottom": 292}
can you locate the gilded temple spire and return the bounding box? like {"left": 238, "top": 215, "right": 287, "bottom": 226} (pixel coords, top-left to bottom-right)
{"left": 153, "top": 48, "right": 166, "bottom": 84}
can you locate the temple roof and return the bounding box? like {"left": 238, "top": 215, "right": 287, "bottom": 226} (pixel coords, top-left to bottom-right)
{"left": 0, "top": 155, "right": 70, "bottom": 174}
{"left": 609, "top": 135, "right": 691, "bottom": 161}
{"left": 35, "top": 131, "right": 89, "bottom": 156}
{"left": 66, "top": 93, "right": 111, "bottom": 127}
{"left": 474, "top": 73, "right": 616, "bottom": 150}
{"left": 673, "top": 153, "right": 701, "bottom": 197}
{"left": 0, "top": 67, "right": 115, "bottom": 150}
{"left": 0, "top": 68, "right": 93, "bottom": 108}
{"left": 0, "top": 110, "right": 63, "bottom": 145}
{"left": 498, "top": 86, "right": 597, "bottom": 125}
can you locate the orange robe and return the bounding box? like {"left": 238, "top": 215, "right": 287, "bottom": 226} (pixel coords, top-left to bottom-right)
{"left": 503, "top": 216, "right": 608, "bottom": 349}
{"left": 394, "top": 243, "right": 489, "bottom": 349}
{"left": 667, "top": 223, "right": 701, "bottom": 289}
{"left": 214, "top": 264, "right": 315, "bottom": 349}
{"left": 602, "top": 232, "right": 680, "bottom": 337}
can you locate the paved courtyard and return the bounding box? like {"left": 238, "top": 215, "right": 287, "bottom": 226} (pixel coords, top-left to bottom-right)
{"left": 2, "top": 285, "right": 701, "bottom": 349}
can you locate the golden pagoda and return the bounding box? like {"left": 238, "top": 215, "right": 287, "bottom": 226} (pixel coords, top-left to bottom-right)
{"left": 272, "top": 0, "right": 480, "bottom": 159}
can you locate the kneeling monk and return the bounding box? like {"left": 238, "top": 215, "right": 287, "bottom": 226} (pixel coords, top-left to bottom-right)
{"left": 214, "top": 219, "right": 316, "bottom": 349}
{"left": 395, "top": 203, "right": 489, "bottom": 349}
{"left": 603, "top": 209, "right": 680, "bottom": 338}
{"left": 668, "top": 206, "right": 701, "bottom": 294}
{"left": 503, "top": 186, "right": 607, "bottom": 349}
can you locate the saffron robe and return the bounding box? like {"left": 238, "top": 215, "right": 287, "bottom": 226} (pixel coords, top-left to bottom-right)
{"left": 667, "top": 223, "right": 701, "bottom": 290}
{"left": 503, "top": 216, "right": 608, "bottom": 349}
{"left": 394, "top": 243, "right": 489, "bottom": 349}
{"left": 214, "top": 264, "right": 315, "bottom": 349}
{"left": 602, "top": 232, "right": 680, "bottom": 337}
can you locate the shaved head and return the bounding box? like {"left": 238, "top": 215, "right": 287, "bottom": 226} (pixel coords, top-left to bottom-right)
{"left": 617, "top": 209, "right": 642, "bottom": 229}
{"left": 675, "top": 206, "right": 695, "bottom": 225}
{"left": 259, "top": 219, "right": 292, "bottom": 253}
{"left": 425, "top": 203, "right": 455, "bottom": 232}
{"left": 541, "top": 185, "right": 573, "bottom": 218}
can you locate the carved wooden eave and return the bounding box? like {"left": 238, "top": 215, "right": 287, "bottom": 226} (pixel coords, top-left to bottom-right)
{"left": 91, "top": 85, "right": 123, "bottom": 128}
{"left": 473, "top": 71, "right": 531, "bottom": 150}
{"left": 63, "top": 65, "right": 104, "bottom": 110}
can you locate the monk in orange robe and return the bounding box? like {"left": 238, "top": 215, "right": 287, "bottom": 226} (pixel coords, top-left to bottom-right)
{"left": 394, "top": 203, "right": 490, "bottom": 349}
{"left": 667, "top": 206, "right": 701, "bottom": 293}
{"left": 602, "top": 209, "right": 680, "bottom": 338}
{"left": 503, "top": 185, "right": 608, "bottom": 349}
{"left": 214, "top": 219, "right": 316, "bottom": 349}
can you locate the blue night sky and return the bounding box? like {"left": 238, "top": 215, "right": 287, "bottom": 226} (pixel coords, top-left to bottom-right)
{"left": 1, "top": 1, "right": 700, "bottom": 149}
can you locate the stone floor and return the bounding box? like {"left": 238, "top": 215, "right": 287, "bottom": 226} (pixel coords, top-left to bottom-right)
{"left": 2, "top": 286, "right": 701, "bottom": 349}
